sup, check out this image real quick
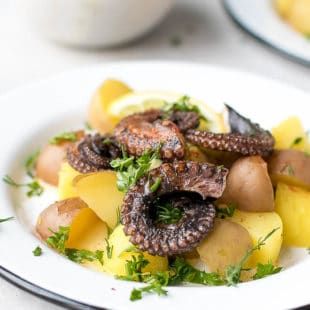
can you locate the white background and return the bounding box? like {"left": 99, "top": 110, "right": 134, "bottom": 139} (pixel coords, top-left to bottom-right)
{"left": 0, "top": 0, "right": 309, "bottom": 309}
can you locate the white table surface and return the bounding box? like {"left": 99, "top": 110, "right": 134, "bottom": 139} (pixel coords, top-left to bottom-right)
{"left": 0, "top": 0, "right": 310, "bottom": 309}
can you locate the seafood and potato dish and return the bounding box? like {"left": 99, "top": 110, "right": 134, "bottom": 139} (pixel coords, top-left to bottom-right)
{"left": 4, "top": 79, "right": 310, "bottom": 301}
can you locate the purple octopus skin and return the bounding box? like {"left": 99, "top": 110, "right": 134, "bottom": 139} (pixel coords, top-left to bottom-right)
{"left": 67, "top": 133, "right": 121, "bottom": 173}
{"left": 121, "top": 161, "right": 229, "bottom": 256}
{"left": 113, "top": 109, "right": 187, "bottom": 160}
{"left": 185, "top": 104, "right": 275, "bottom": 157}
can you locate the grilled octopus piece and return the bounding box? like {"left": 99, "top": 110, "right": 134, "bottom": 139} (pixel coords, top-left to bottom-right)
{"left": 113, "top": 109, "right": 200, "bottom": 160}
{"left": 121, "top": 161, "right": 229, "bottom": 256}
{"left": 185, "top": 104, "right": 275, "bottom": 157}
{"left": 67, "top": 133, "right": 121, "bottom": 173}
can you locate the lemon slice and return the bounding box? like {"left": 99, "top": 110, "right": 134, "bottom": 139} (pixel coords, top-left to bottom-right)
{"left": 108, "top": 91, "right": 227, "bottom": 133}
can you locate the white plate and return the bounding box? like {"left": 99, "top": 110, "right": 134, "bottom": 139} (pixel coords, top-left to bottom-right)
{"left": 0, "top": 61, "right": 309, "bottom": 310}
{"left": 224, "top": 0, "right": 310, "bottom": 65}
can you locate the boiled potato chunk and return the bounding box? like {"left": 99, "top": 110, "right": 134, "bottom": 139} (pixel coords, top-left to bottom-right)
{"left": 230, "top": 210, "right": 283, "bottom": 265}
{"left": 272, "top": 116, "right": 310, "bottom": 152}
{"left": 220, "top": 156, "right": 274, "bottom": 212}
{"left": 58, "top": 162, "right": 81, "bottom": 199}
{"left": 74, "top": 171, "right": 124, "bottom": 229}
{"left": 104, "top": 225, "right": 168, "bottom": 276}
{"left": 197, "top": 219, "right": 252, "bottom": 274}
{"left": 88, "top": 79, "right": 132, "bottom": 133}
{"left": 275, "top": 183, "right": 310, "bottom": 247}
{"left": 288, "top": 0, "right": 310, "bottom": 34}
{"left": 275, "top": 0, "right": 293, "bottom": 17}
{"left": 268, "top": 150, "right": 310, "bottom": 190}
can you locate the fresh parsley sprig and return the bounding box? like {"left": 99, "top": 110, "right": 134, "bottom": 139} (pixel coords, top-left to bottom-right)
{"left": 225, "top": 227, "right": 280, "bottom": 286}
{"left": 252, "top": 262, "right": 282, "bottom": 280}
{"left": 162, "top": 96, "right": 207, "bottom": 122}
{"left": 25, "top": 150, "right": 40, "bottom": 178}
{"left": 3, "top": 175, "right": 44, "bottom": 197}
{"left": 216, "top": 203, "right": 236, "bottom": 219}
{"left": 33, "top": 246, "right": 42, "bottom": 256}
{"left": 156, "top": 203, "right": 182, "bottom": 225}
{"left": 0, "top": 216, "right": 14, "bottom": 224}
{"left": 110, "top": 148, "right": 162, "bottom": 192}
{"left": 46, "top": 226, "right": 70, "bottom": 253}
{"left": 106, "top": 239, "right": 114, "bottom": 259}
{"left": 49, "top": 132, "right": 78, "bottom": 145}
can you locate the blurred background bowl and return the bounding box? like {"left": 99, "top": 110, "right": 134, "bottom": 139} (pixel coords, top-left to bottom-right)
{"left": 17, "top": 0, "right": 176, "bottom": 48}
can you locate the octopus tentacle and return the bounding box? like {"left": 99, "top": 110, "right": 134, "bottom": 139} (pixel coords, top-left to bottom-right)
{"left": 185, "top": 104, "right": 274, "bottom": 157}
{"left": 67, "top": 134, "right": 121, "bottom": 173}
{"left": 114, "top": 110, "right": 187, "bottom": 160}
{"left": 121, "top": 161, "right": 229, "bottom": 256}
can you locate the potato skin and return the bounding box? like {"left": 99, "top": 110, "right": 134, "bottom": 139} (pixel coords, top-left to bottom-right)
{"left": 197, "top": 219, "right": 252, "bottom": 274}
{"left": 36, "top": 197, "right": 87, "bottom": 240}
{"left": 220, "top": 156, "right": 274, "bottom": 212}
{"left": 36, "top": 131, "right": 84, "bottom": 186}
{"left": 268, "top": 150, "right": 310, "bottom": 190}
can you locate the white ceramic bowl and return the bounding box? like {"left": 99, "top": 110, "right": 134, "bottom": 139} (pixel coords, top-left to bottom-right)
{"left": 18, "top": 0, "right": 175, "bottom": 47}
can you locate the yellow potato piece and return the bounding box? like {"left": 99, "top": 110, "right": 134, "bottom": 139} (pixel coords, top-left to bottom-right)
{"left": 197, "top": 219, "right": 253, "bottom": 274}
{"left": 74, "top": 171, "right": 124, "bottom": 229}
{"left": 104, "top": 225, "right": 168, "bottom": 276}
{"left": 274, "top": 0, "right": 294, "bottom": 17}
{"left": 288, "top": 0, "right": 310, "bottom": 34}
{"left": 272, "top": 116, "right": 310, "bottom": 151}
{"left": 230, "top": 210, "right": 283, "bottom": 266}
{"left": 58, "top": 162, "right": 81, "bottom": 199}
{"left": 66, "top": 208, "right": 109, "bottom": 272}
{"left": 275, "top": 183, "right": 310, "bottom": 247}
{"left": 88, "top": 79, "right": 132, "bottom": 133}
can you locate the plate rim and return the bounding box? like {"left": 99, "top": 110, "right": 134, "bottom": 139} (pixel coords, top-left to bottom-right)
{"left": 222, "top": 0, "right": 310, "bottom": 67}
{"left": 0, "top": 60, "right": 309, "bottom": 310}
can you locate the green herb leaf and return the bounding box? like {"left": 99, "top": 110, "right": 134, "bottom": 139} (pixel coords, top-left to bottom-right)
{"left": 0, "top": 216, "right": 14, "bottom": 223}
{"left": 46, "top": 226, "right": 70, "bottom": 253}
{"left": 33, "top": 246, "right": 42, "bottom": 256}
{"left": 224, "top": 227, "right": 280, "bottom": 286}
{"left": 280, "top": 164, "right": 295, "bottom": 176}
{"left": 150, "top": 177, "right": 161, "bottom": 193}
{"left": 291, "top": 136, "right": 303, "bottom": 147}
{"left": 111, "top": 147, "right": 162, "bottom": 192}
{"left": 25, "top": 150, "right": 40, "bottom": 178}
{"left": 65, "top": 248, "right": 104, "bottom": 265}
{"left": 253, "top": 262, "right": 282, "bottom": 280}
{"left": 156, "top": 203, "right": 182, "bottom": 225}
{"left": 84, "top": 122, "right": 93, "bottom": 130}
{"left": 49, "top": 132, "right": 78, "bottom": 145}
{"left": 216, "top": 203, "right": 236, "bottom": 219}
{"left": 3, "top": 175, "right": 44, "bottom": 197}
{"left": 162, "top": 96, "right": 207, "bottom": 122}
{"left": 105, "top": 239, "right": 114, "bottom": 259}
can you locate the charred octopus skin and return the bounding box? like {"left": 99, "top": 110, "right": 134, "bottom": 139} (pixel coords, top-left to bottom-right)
{"left": 121, "top": 161, "right": 229, "bottom": 256}
{"left": 114, "top": 109, "right": 187, "bottom": 160}
{"left": 67, "top": 133, "right": 121, "bottom": 173}
{"left": 185, "top": 104, "right": 275, "bottom": 157}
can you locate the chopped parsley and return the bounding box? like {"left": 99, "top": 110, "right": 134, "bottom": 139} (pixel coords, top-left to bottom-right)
{"left": 46, "top": 226, "right": 104, "bottom": 264}
{"left": 253, "top": 262, "right": 282, "bottom": 280}
{"left": 84, "top": 122, "right": 93, "bottom": 130}
{"left": 0, "top": 216, "right": 14, "bottom": 223}
{"left": 25, "top": 150, "right": 40, "bottom": 178}
{"left": 2, "top": 175, "right": 44, "bottom": 197}
{"left": 216, "top": 203, "right": 236, "bottom": 219}
{"left": 106, "top": 239, "right": 114, "bottom": 259}
{"left": 49, "top": 131, "right": 78, "bottom": 145}
{"left": 46, "top": 226, "right": 70, "bottom": 253}
{"left": 65, "top": 248, "right": 104, "bottom": 265}
{"left": 150, "top": 177, "right": 162, "bottom": 193}
{"left": 224, "top": 227, "right": 280, "bottom": 286}
{"left": 33, "top": 246, "right": 42, "bottom": 256}
{"left": 162, "top": 96, "right": 207, "bottom": 122}
{"left": 291, "top": 136, "right": 303, "bottom": 146}
{"left": 110, "top": 147, "right": 162, "bottom": 192}
{"left": 156, "top": 202, "right": 182, "bottom": 225}
{"left": 121, "top": 228, "right": 281, "bottom": 301}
